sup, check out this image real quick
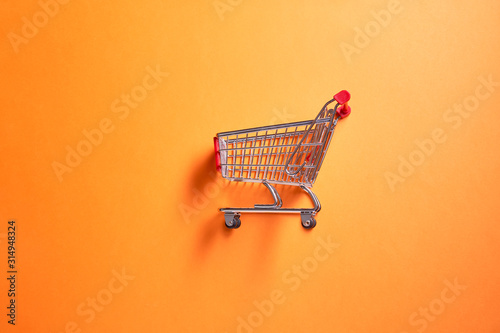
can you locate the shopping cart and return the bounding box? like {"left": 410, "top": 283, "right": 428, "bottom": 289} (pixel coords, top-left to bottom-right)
{"left": 214, "top": 90, "right": 351, "bottom": 229}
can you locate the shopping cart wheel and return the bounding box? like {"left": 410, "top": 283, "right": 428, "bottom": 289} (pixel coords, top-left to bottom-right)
{"left": 300, "top": 213, "right": 316, "bottom": 229}
{"left": 232, "top": 216, "right": 241, "bottom": 229}
{"left": 224, "top": 213, "right": 241, "bottom": 229}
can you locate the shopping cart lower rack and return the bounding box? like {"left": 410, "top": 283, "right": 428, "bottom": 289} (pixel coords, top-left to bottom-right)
{"left": 214, "top": 90, "right": 351, "bottom": 229}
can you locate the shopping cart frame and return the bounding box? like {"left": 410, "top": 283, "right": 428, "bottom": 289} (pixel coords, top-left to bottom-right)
{"left": 214, "top": 90, "right": 351, "bottom": 229}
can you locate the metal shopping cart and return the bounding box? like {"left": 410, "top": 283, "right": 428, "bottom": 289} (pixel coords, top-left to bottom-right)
{"left": 214, "top": 90, "right": 351, "bottom": 229}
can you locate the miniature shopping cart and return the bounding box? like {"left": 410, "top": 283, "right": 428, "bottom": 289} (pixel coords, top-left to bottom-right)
{"left": 214, "top": 90, "right": 351, "bottom": 229}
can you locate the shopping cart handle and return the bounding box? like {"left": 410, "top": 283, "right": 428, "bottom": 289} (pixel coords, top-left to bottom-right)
{"left": 334, "top": 90, "right": 350, "bottom": 104}
{"left": 334, "top": 90, "right": 351, "bottom": 119}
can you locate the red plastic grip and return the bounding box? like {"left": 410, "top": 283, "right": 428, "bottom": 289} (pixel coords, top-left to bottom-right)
{"left": 214, "top": 137, "right": 221, "bottom": 172}
{"left": 334, "top": 90, "right": 350, "bottom": 104}
{"left": 334, "top": 90, "right": 351, "bottom": 118}
{"left": 336, "top": 104, "right": 351, "bottom": 118}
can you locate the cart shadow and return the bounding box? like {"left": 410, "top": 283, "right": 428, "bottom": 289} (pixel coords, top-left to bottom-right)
{"left": 185, "top": 151, "right": 220, "bottom": 194}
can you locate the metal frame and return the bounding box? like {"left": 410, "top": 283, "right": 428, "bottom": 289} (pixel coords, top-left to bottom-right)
{"left": 220, "top": 181, "right": 321, "bottom": 229}
{"left": 214, "top": 92, "right": 350, "bottom": 229}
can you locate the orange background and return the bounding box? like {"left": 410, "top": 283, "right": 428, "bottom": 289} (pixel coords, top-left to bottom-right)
{"left": 1, "top": 0, "right": 500, "bottom": 332}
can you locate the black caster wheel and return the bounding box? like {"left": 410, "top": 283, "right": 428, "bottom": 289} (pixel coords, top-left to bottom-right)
{"left": 225, "top": 215, "right": 241, "bottom": 229}
{"left": 232, "top": 216, "right": 241, "bottom": 229}
{"left": 301, "top": 217, "right": 316, "bottom": 229}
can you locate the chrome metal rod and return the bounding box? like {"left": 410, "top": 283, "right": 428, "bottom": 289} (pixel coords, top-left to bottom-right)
{"left": 220, "top": 208, "right": 315, "bottom": 214}
{"left": 254, "top": 181, "right": 283, "bottom": 209}
{"left": 299, "top": 185, "right": 321, "bottom": 213}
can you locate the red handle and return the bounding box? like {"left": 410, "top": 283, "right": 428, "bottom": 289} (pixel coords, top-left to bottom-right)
{"left": 334, "top": 90, "right": 351, "bottom": 119}
{"left": 334, "top": 90, "right": 350, "bottom": 104}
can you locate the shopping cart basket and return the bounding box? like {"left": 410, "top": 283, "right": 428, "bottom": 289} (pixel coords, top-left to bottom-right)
{"left": 214, "top": 90, "right": 351, "bottom": 229}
